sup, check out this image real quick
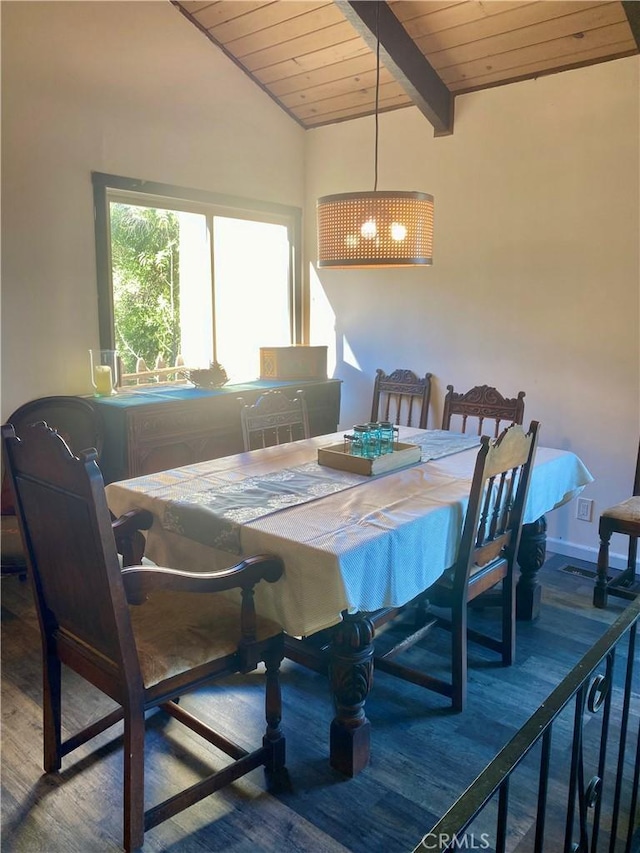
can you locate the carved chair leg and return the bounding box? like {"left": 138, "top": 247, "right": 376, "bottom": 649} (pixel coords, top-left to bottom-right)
{"left": 123, "top": 705, "right": 146, "bottom": 853}
{"left": 262, "top": 645, "right": 285, "bottom": 774}
{"left": 42, "top": 651, "right": 62, "bottom": 773}
{"left": 593, "top": 528, "right": 612, "bottom": 609}
{"left": 624, "top": 536, "right": 638, "bottom": 584}
{"left": 451, "top": 601, "right": 467, "bottom": 713}
{"left": 502, "top": 570, "right": 516, "bottom": 666}
{"left": 328, "top": 613, "right": 374, "bottom": 777}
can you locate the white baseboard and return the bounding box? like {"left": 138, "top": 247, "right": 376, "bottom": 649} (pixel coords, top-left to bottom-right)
{"left": 546, "top": 537, "right": 638, "bottom": 573}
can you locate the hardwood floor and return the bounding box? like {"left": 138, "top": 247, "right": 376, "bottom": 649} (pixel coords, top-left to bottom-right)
{"left": 1, "top": 555, "right": 637, "bottom": 852}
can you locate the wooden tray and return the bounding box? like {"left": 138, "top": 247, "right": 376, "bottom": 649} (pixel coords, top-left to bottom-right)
{"left": 318, "top": 442, "right": 422, "bottom": 476}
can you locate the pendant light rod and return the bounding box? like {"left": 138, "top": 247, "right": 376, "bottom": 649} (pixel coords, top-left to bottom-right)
{"left": 373, "top": 0, "right": 380, "bottom": 193}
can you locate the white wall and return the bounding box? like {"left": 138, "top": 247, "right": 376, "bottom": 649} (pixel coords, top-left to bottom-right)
{"left": 1, "top": 0, "right": 305, "bottom": 413}
{"left": 306, "top": 57, "right": 640, "bottom": 565}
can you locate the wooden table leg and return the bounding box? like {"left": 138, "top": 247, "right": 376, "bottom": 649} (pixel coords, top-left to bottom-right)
{"left": 327, "top": 612, "right": 374, "bottom": 777}
{"left": 516, "top": 515, "right": 547, "bottom": 621}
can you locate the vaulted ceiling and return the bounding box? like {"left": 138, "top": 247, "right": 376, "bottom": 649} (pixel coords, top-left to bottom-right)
{"left": 172, "top": 0, "right": 639, "bottom": 134}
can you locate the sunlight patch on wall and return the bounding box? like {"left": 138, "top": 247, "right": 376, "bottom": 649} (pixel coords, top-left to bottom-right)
{"left": 342, "top": 335, "right": 361, "bottom": 371}
{"left": 309, "top": 264, "right": 337, "bottom": 376}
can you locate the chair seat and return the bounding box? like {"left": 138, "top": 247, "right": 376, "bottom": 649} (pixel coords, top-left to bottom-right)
{"left": 130, "top": 589, "right": 282, "bottom": 688}
{"left": 601, "top": 496, "right": 640, "bottom": 526}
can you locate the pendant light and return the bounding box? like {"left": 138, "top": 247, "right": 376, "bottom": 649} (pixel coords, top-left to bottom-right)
{"left": 316, "top": 4, "right": 433, "bottom": 269}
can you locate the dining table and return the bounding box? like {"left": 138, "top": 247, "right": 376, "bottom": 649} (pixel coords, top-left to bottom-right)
{"left": 105, "top": 427, "right": 593, "bottom": 776}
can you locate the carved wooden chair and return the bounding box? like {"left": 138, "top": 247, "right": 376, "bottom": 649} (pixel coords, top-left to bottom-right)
{"left": 1, "top": 421, "right": 286, "bottom": 852}
{"left": 1, "top": 396, "right": 151, "bottom": 574}
{"left": 370, "top": 368, "right": 432, "bottom": 428}
{"left": 441, "top": 384, "right": 526, "bottom": 437}
{"left": 240, "top": 389, "right": 310, "bottom": 451}
{"left": 373, "top": 421, "right": 540, "bottom": 711}
{"left": 593, "top": 438, "right": 640, "bottom": 608}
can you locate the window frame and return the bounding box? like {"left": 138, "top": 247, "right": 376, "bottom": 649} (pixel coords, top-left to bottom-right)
{"left": 92, "top": 172, "right": 303, "bottom": 353}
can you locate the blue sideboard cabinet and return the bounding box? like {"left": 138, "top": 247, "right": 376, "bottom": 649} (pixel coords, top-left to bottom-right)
{"left": 92, "top": 379, "right": 341, "bottom": 484}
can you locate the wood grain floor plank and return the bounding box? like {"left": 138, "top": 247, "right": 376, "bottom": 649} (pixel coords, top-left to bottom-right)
{"left": 2, "top": 555, "right": 637, "bottom": 851}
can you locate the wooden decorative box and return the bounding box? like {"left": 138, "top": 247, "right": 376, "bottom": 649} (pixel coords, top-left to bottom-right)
{"left": 317, "top": 442, "right": 422, "bottom": 476}
{"left": 260, "top": 346, "right": 328, "bottom": 380}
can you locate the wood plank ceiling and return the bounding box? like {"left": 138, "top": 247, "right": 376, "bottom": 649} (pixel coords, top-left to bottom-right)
{"left": 173, "top": 1, "right": 640, "bottom": 133}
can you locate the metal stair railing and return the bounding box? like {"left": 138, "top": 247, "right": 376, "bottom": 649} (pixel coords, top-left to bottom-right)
{"left": 414, "top": 597, "right": 639, "bottom": 853}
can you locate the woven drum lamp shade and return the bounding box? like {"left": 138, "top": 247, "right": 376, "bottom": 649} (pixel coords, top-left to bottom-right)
{"left": 317, "top": 190, "right": 434, "bottom": 269}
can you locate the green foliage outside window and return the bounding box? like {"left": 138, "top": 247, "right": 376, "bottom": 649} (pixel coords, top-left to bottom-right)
{"left": 110, "top": 203, "right": 181, "bottom": 374}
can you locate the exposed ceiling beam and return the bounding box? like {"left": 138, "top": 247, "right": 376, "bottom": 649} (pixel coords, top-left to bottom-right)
{"left": 622, "top": 1, "right": 640, "bottom": 50}
{"left": 341, "top": 0, "right": 453, "bottom": 136}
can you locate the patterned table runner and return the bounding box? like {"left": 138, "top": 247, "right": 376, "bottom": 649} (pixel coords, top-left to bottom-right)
{"left": 163, "top": 430, "right": 480, "bottom": 554}
{"left": 408, "top": 429, "right": 481, "bottom": 460}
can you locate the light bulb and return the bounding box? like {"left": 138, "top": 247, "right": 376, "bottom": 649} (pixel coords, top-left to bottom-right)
{"left": 390, "top": 222, "right": 407, "bottom": 241}
{"left": 361, "top": 219, "right": 377, "bottom": 240}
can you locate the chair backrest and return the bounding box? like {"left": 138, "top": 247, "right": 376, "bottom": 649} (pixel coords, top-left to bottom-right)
{"left": 240, "top": 389, "right": 310, "bottom": 451}
{"left": 1, "top": 421, "right": 140, "bottom": 695}
{"left": 452, "top": 420, "right": 539, "bottom": 594}
{"left": 1, "top": 396, "right": 103, "bottom": 514}
{"left": 370, "top": 368, "right": 432, "bottom": 428}
{"left": 634, "top": 439, "right": 640, "bottom": 496}
{"left": 441, "top": 384, "right": 525, "bottom": 438}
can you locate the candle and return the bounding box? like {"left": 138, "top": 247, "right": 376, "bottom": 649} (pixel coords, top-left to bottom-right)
{"left": 94, "top": 365, "right": 114, "bottom": 396}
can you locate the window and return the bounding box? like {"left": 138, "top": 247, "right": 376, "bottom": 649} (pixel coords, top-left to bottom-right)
{"left": 92, "top": 173, "right": 302, "bottom": 384}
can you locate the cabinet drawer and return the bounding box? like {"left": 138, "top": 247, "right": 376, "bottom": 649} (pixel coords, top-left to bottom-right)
{"left": 129, "top": 404, "right": 226, "bottom": 442}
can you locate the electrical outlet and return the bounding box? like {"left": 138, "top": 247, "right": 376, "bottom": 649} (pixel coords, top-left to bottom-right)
{"left": 576, "top": 498, "right": 593, "bottom": 522}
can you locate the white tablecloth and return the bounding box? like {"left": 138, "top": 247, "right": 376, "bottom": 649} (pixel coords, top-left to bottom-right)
{"left": 106, "top": 428, "right": 593, "bottom": 636}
